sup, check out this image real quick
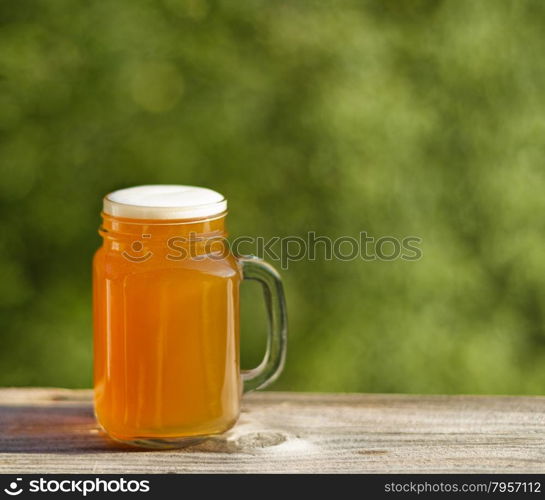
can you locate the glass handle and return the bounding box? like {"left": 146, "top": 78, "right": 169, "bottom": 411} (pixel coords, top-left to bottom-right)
{"left": 239, "top": 256, "right": 288, "bottom": 393}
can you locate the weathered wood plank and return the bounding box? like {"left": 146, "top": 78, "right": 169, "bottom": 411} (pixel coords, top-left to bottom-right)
{"left": 1, "top": 388, "right": 545, "bottom": 473}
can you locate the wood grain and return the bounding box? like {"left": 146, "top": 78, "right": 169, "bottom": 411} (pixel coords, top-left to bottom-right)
{"left": 1, "top": 388, "right": 545, "bottom": 473}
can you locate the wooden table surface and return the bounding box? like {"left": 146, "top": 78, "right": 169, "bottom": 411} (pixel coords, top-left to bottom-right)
{"left": 1, "top": 388, "right": 545, "bottom": 473}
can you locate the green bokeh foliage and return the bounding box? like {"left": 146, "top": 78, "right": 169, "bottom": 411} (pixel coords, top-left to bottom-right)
{"left": 1, "top": 0, "right": 545, "bottom": 393}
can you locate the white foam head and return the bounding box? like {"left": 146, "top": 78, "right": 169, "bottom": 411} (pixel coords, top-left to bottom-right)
{"left": 103, "top": 185, "right": 227, "bottom": 220}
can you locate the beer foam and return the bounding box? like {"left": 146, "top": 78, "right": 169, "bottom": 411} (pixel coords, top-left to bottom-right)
{"left": 103, "top": 185, "right": 227, "bottom": 220}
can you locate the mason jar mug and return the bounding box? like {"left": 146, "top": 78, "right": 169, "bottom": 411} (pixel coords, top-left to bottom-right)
{"left": 93, "top": 185, "right": 287, "bottom": 448}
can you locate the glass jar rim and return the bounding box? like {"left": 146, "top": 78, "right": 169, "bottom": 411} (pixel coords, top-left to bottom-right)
{"left": 100, "top": 211, "right": 228, "bottom": 227}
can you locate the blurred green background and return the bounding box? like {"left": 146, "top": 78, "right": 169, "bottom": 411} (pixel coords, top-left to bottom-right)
{"left": 1, "top": 0, "right": 545, "bottom": 394}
